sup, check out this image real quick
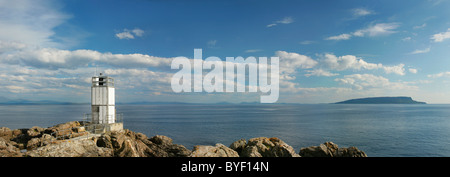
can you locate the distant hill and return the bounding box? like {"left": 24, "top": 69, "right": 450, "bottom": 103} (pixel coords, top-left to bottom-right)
{"left": 0, "top": 99, "right": 86, "bottom": 105}
{"left": 334, "top": 97, "right": 426, "bottom": 104}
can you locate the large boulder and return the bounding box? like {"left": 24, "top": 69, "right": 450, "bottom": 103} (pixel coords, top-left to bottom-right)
{"left": 96, "top": 130, "right": 191, "bottom": 157}
{"left": 27, "top": 126, "right": 44, "bottom": 137}
{"left": 148, "top": 135, "right": 191, "bottom": 157}
{"left": 96, "top": 134, "right": 113, "bottom": 148}
{"left": 97, "top": 130, "right": 149, "bottom": 157}
{"left": 190, "top": 143, "right": 239, "bottom": 157}
{"left": 0, "top": 137, "right": 23, "bottom": 157}
{"left": 0, "top": 127, "right": 13, "bottom": 140}
{"left": 115, "top": 138, "right": 149, "bottom": 157}
{"left": 299, "top": 142, "right": 367, "bottom": 157}
{"left": 230, "top": 137, "right": 300, "bottom": 157}
{"left": 229, "top": 138, "right": 246, "bottom": 154}
{"left": 26, "top": 134, "right": 56, "bottom": 150}
{"left": 44, "top": 121, "right": 81, "bottom": 137}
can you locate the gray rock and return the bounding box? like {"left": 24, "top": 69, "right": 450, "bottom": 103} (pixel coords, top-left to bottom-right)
{"left": 150, "top": 135, "right": 173, "bottom": 145}
{"left": 147, "top": 135, "right": 191, "bottom": 157}
{"left": 0, "top": 127, "right": 12, "bottom": 140}
{"left": 44, "top": 121, "right": 81, "bottom": 137}
{"left": 229, "top": 138, "right": 246, "bottom": 155}
{"left": 336, "top": 146, "right": 367, "bottom": 157}
{"left": 1, "top": 122, "right": 368, "bottom": 157}
{"left": 299, "top": 142, "right": 337, "bottom": 157}
{"left": 26, "top": 138, "right": 41, "bottom": 150}
{"left": 0, "top": 137, "right": 22, "bottom": 157}
{"left": 96, "top": 131, "right": 191, "bottom": 157}
{"left": 299, "top": 142, "right": 367, "bottom": 157}
{"left": 190, "top": 143, "right": 239, "bottom": 157}
{"left": 27, "top": 126, "right": 44, "bottom": 137}
{"left": 26, "top": 138, "right": 113, "bottom": 157}
{"left": 240, "top": 137, "right": 300, "bottom": 157}
{"left": 96, "top": 134, "right": 113, "bottom": 149}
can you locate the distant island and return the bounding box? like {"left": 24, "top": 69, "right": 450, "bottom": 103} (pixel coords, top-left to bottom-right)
{"left": 334, "top": 97, "right": 426, "bottom": 104}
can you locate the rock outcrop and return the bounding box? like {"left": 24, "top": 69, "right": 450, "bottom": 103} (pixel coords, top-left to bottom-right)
{"left": 0, "top": 122, "right": 367, "bottom": 157}
{"left": 190, "top": 143, "right": 239, "bottom": 157}
{"left": 0, "top": 137, "right": 22, "bottom": 157}
{"left": 26, "top": 139, "right": 113, "bottom": 157}
{"left": 96, "top": 130, "right": 191, "bottom": 157}
{"left": 299, "top": 142, "right": 367, "bottom": 157}
{"left": 230, "top": 137, "right": 300, "bottom": 157}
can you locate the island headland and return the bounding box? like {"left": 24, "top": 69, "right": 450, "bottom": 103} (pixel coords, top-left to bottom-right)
{"left": 334, "top": 96, "right": 426, "bottom": 104}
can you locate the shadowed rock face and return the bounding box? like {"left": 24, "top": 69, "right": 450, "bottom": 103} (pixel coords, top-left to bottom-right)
{"left": 0, "top": 122, "right": 367, "bottom": 157}
{"left": 299, "top": 142, "right": 367, "bottom": 157}
{"left": 96, "top": 131, "right": 191, "bottom": 157}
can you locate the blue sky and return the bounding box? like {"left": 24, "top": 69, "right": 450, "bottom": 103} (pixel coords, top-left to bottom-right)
{"left": 0, "top": 0, "right": 450, "bottom": 103}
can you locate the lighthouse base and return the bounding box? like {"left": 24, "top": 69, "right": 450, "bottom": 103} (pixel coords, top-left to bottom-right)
{"left": 86, "top": 123, "right": 123, "bottom": 134}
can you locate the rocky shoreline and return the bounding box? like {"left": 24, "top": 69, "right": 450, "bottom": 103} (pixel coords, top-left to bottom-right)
{"left": 0, "top": 121, "right": 367, "bottom": 157}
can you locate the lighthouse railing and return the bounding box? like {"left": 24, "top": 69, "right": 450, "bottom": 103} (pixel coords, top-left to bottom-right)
{"left": 83, "top": 113, "right": 123, "bottom": 124}
{"left": 82, "top": 113, "right": 123, "bottom": 134}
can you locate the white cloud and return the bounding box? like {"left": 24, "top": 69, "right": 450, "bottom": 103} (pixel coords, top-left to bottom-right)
{"left": 413, "top": 23, "right": 427, "bottom": 29}
{"left": 0, "top": 66, "right": 88, "bottom": 95}
{"left": 104, "top": 68, "right": 173, "bottom": 92}
{"left": 431, "top": 28, "right": 450, "bottom": 42}
{"left": 0, "top": 0, "right": 71, "bottom": 48}
{"left": 402, "top": 37, "right": 412, "bottom": 41}
{"left": 304, "top": 69, "right": 339, "bottom": 77}
{"left": 321, "top": 53, "right": 405, "bottom": 75}
{"left": 299, "top": 40, "right": 316, "bottom": 45}
{"left": 410, "top": 47, "right": 431, "bottom": 54}
{"left": 276, "top": 17, "right": 294, "bottom": 24}
{"left": 115, "top": 31, "right": 134, "bottom": 39}
{"left": 325, "top": 34, "right": 352, "bottom": 40}
{"left": 132, "top": 28, "right": 145, "bottom": 37}
{"left": 115, "top": 28, "right": 145, "bottom": 40}
{"left": 428, "top": 71, "right": 450, "bottom": 78}
{"left": 0, "top": 41, "right": 28, "bottom": 54}
{"left": 408, "top": 68, "right": 418, "bottom": 74}
{"left": 352, "top": 8, "right": 373, "bottom": 17}
{"left": 355, "top": 23, "right": 400, "bottom": 37}
{"left": 1, "top": 47, "right": 172, "bottom": 69}
{"left": 0, "top": 60, "right": 176, "bottom": 101}
{"left": 267, "top": 17, "right": 294, "bottom": 27}
{"left": 322, "top": 53, "right": 382, "bottom": 71}
{"left": 326, "top": 23, "right": 400, "bottom": 41}
{"left": 382, "top": 64, "right": 405, "bottom": 75}
{"left": 273, "top": 51, "right": 317, "bottom": 83}
{"left": 335, "top": 74, "right": 416, "bottom": 90}
{"left": 275, "top": 51, "right": 318, "bottom": 75}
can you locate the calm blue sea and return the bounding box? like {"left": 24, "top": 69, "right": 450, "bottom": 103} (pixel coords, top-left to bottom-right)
{"left": 1, "top": 104, "right": 450, "bottom": 157}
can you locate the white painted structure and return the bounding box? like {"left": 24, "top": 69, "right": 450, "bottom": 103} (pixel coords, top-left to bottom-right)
{"left": 91, "top": 73, "right": 115, "bottom": 124}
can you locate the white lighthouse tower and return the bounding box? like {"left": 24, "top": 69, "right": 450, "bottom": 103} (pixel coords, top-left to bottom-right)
{"left": 87, "top": 73, "right": 123, "bottom": 133}
{"left": 91, "top": 73, "right": 115, "bottom": 124}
